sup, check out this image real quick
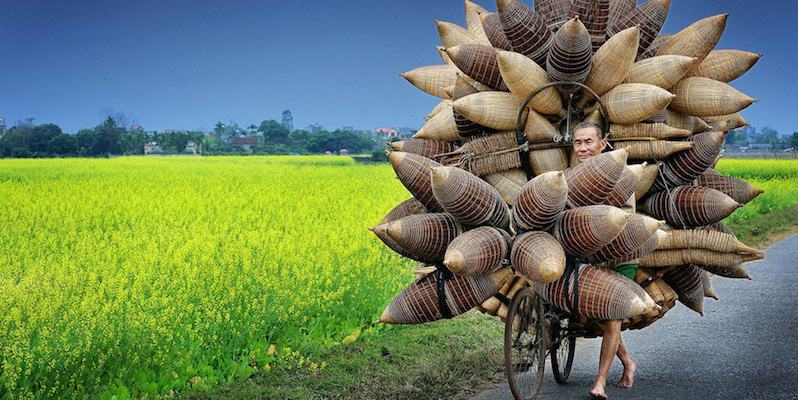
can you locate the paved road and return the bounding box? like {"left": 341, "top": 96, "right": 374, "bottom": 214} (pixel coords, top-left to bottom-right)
{"left": 471, "top": 233, "right": 798, "bottom": 400}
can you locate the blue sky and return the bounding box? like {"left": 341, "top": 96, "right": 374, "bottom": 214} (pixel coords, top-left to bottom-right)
{"left": 1, "top": 0, "right": 795, "bottom": 135}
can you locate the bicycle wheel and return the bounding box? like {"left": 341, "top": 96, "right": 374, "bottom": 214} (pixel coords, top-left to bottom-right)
{"left": 550, "top": 316, "right": 576, "bottom": 384}
{"left": 504, "top": 287, "right": 546, "bottom": 400}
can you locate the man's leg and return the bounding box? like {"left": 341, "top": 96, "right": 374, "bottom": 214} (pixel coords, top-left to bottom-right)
{"left": 589, "top": 320, "right": 621, "bottom": 399}
{"left": 615, "top": 337, "right": 636, "bottom": 388}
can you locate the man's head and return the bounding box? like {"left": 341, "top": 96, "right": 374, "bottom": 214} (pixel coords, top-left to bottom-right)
{"left": 572, "top": 121, "right": 607, "bottom": 163}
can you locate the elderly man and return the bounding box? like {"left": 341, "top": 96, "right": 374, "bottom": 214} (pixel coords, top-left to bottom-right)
{"left": 572, "top": 121, "right": 638, "bottom": 400}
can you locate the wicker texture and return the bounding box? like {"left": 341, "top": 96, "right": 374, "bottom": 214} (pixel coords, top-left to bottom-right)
{"left": 546, "top": 18, "right": 594, "bottom": 88}
{"left": 656, "top": 14, "right": 728, "bottom": 75}
{"left": 484, "top": 168, "right": 528, "bottom": 205}
{"left": 692, "top": 170, "right": 763, "bottom": 205}
{"left": 478, "top": 275, "right": 526, "bottom": 320}
{"left": 513, "top": 171, "right": 568, "bottom": 231}
{"left": 609, "top": 122, "right": 692, "bottom": 140}
{"left": 612, "top": 140, "right": 694, "bottom": 160}
{"left": 651, "top": 130, "right": 725, "bottom": 191}
{"left": 452, "top": 91, "right": 526, "bottom": 131}
{"left": 629, "top": 162, "right": 660, "bottom": 200}
{"left": 445, "top": 226, "right": 511, "bottom": 276}
{"left": 431, "top": 166, "right": 511, "bottom": 230}
{"left": 533, "top": 263, "right": 656, "bottom": 320}
{"left": 389, "top": 151, "right": 445, "bottom": 212}
{"left": 524, "top": 108, "right": 569, "bottom": 174}
{"left": 426, "top": 99, "right": 453, "bottom": 121}
{"left": 624, "top": 267, "right": 678, "bottom": 329}
{"left": 694, "top": 262, "right": 751, "bottom": 279}
{"left": 665, "top": 108, "right": 710, "bottom": 133}
{"left": 589, "top": 213, "right": 663, "bottom": 264}
{"left": 599, "top": 83, "right": 675, "bottom": 124}
{"left": 686, "top": 49, "right": 762, "bottom": 83}
{"left": 496, "top": 50, "right": 565, "bottom": 117}
{"left": 437, "top": 45, "right": 454, "bottom": 65}
{"left": 447, "top": 44, "right": 510, "bottom": 91}
{"left": 436, "top": 20, "right": 484, "bottom": 48}
{"left": 564, "top": 148, "right": 628, "bottom": 208}
{"left": 370, "top": 223, "right": 416, "bottom": 259}
{"left": 442, "top": 131, "right": 523, "bottom": 176}
{"left": 379, "top": 267, "right": 512, "bottom": 324}
{"left": 640, "top": 186, "right": 741, "bottom": 227}
{"left": 386, "top": 213, "right": 464, "bottom": 264}
{"left": 389, "top": 139, "right": 458, "bottom": 161}
{"left": 640, "top": 248, "right": 763, "bottom": 269}
{"left": 656, "top": 228, "right": 759, "bottom": 254}
{"left": 480, "top": 12, "right": 515, "bottom": 51}
{"left": 661, "top": 264, "right": 705, "bottom": 315}
{"left": 414, "top": 103, "right": 460, "bottom": 142}
{"left": 624, "top": 55, "right": 696, "bottom": 90}
{"left": 498, "top": 0, "right": 553, "bottom": 67}
{"left": 603, "top": 166, "right": 639, "bottom": 208}
{"left": 512, "top": 231, "right": 567, "bottom": 283}
{"left": 452, "top": 76, "right": 499, "bottom": 139}
{"left": 606, "top": 0, "right": 670, "bottom": 59}
{"left": 582, "top": 26, "right": 639, "bottom": 100}
{"left": 705, "top": 113, "right": 749, "bottom": 133}
{"left": 670, "top": 77, "right": 757, "bottom": 117}
{"left": 536, "top": 0, "right": 571, "bottom": 32}
{"left": 597, "top": 229, "right": 667, "bottom": 267}
{"left": 465, "top": 0, "right": 493, "bottom": 46}
{"left": 400, "top": 65, "right": 462, "bottom": 99}
{"left": 568, "top": 0, "right": 610, "bottom": 52}
{"left": 380, "top": 197, "right": 428, "bottom": 225}
{"left": 639, "top": 34, "right": 672, "bottom": 60}
{"left": 554, "top": 205, "right": 631, "bottom": 257}
{"left": 607, "top": 0, "right": 636, "bottom": 32}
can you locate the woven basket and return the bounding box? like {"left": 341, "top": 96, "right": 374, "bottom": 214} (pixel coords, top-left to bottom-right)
{"left": 431, "top": 166, "right": 511, "bottom": 230}
{"left": 386, "top": 213, "right": 465, "bottom": 264}
{"left": 452, "top": 76, "right": 500, "bottom": 139}
{"left": 629, "top": 162, "right": 659, "bottom": 200}
{"left": 609, "top": 122, "right": 691, "bottom": 140}
{"left": 694, "top": 262, "right": 751, "bottom": 279}
{"left": 604, "top": 166, "right": 639, "bottom": 208}
{"left": 465, "top": 0, "right": 492, "bottom": 46}
{"left": 704, "top": 113, "right": 749, "bottom": 133}
{"left": 414, "top": 103, "right": 460, "bottom": 142}
{"left": 651, "top": 130, "right": 725, "bottom": 191}
{"left": 568, "top": 0, "right": 610, "bottom": 52}
{"left": 497, "top": 0, "right": 554, "bottom": 67}
{"left": 445, "top": 226, "right": 512, "bottom": 276}
{"left": 611, "top": 140, "right": 694, "bottom": 160}
{"left": 401, "top": 65, "right": 490, "bottom": 99}
{"left": 639, "top": 33, "right": 672, "bottom": 60}
{"left": 536, "top": 0, "right": 571, "bottom": 32}
{"left": 554, "top": 205, "right": 631, "bottom": 257}
{"left": 452, "top": 91, "right": 527, "bottom": 131}
{"left": 380, "top": 197, "right": 428, "bottom": 225}
{"left": 484, "top": 168, "right": 528, "bottom": 205}
{"left": 480, "top": 12, "right": 515, "bottom": 51}
{"left": 447, "top": 44, "right": 510, "bottom": 91}
{"left": 661, "top": 264, "right": 705, "bottom": 315}
{"left": 496, "top": 50, "right": 566, "bottom": 117}
{"left": 512, "top": 231, "right": 567, "bottom": 283}
{"left": 624, "top": 55, "right": 696, "bottom": 90}
{"left": 655, "top": 228, "right": 759, "bottom": 254}
{"left": 665, "top": 108, "right": 710, "bottom": 133}
{"left": 588, "top": 213, "right": 664, "bottom": 263}
{"left": 622, "top": 267, "right": 678, "bottom": 329}
{"left": 698, "top": 219, "right": 735, "bottom": 236}
{"left": 524, "top": 109, "right": 569, "bottom": 174}
{"left": 656, "top": 13, "right": 728, "bottom": 75}
{"left": 640, "top": 186, "right": 741, "bottom": 227}
{"left": 513, "top": 171, "right": 568, "bottom": 231}
{"left": 369, "top": 223, "right": 416, "bottom": 259}
{"left": 582, "top": 26, "right": 639, "bottom": 104}
{"left": 389, "top": 139, "right": 458, "bottom": 161}
{"left": 436, "top": 46, "right": 453, "bottom": 65}
{"left": 599, "top": 83, "right": 675, "bottom": 124}
{"left": 686, "top": 49, "right": 762, "bottom": 83}
{"left": 533, "top": 263, "right": 657, "bottom": 320}
{"left": 606, "top": 0, "right": 670, "bottom": 59}
{"left": 546, "top": 17, "right": 593, "bottom": 88}
{"left": 670, "top": 77, "right": 757, "bottom": 117}
{"left": 389, "top": 151, "right": 445, "bottom": 212}
{"left": 442, "top": 131, "right": 523, "bottom": 176}
{"left": 607, "top": 0, "right": 636, "bottom": 32}
{"left": 564, "top": 148, "right": 628, "bottom": 208}
{"left": 436, "top": 19, "right": 484, "bottom": 49}
{"left": 426, "top": 99, "right": 453, "bottom": 121}
{"left": 378, "top": 267, "right": 512, "bottom": 324}
{"left": 597, "top": 228, "right": 667, "bottom": 267}
{"left": 692, "top": 170, "right": 763, "bottom": 205}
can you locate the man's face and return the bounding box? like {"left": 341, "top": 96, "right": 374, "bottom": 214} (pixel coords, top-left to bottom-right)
{"left": 572, "top": 127, "right": 606, "bottom": 163}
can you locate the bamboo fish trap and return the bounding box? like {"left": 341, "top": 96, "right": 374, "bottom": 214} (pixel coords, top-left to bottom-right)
{"left": 389, "top": 139, "right": 458, "bottom": 161}
{"left": 498, "top": 0, "right": 554, "bottom": 67}
{"left": 464, "top": 0, "right": 492, "bottom": 46}
{"left": 568, "top": 0, "right": 610, "bottom": 52}
{"left": 588, "top": 213, "right": 664, "bottom": 264}
{"left": 597, "top": 228, "right": 668, "bottom": 267}
{"left": 483, "top": 168, "right": 528, "bottom": 205}
{"left": 624, "top": 55, "right": 696, "bottom": 90}
{"left": 639, "top": 248, "right": 763, "bottom": 268}
{"left": 655, "top": 13, "right": 728, "bottom": 76}
{"left": 639, "top": 33, "right": 672, "bottom": 60}
{"left": 524, "top": 108, "right": 569, "bottom": 174}
{"left": 564, "top": 148, "right": 628, "bottom": 208}
{"left": 651, "top": 130, "right": 725, "bottom": 191}
{"left": 444, "top": 226, "right": 512, "bottom": 276}
{"left": 553, "top": 205, "right": 631, "bottom": 257}
{"left": 629, "top": 161, "right": 660, "bottom": 201}
{"left": 452, "top": 91, "right": 528, "bottom": 131}
{"left": 661, "top": 264, "right": 707, "bottom": 315}
{"left": 413, "top": 103, "right": 461, "bottom": 142}
{"left": 452, "top": 76, "right": 498, "bottom": 139}
{"left": 670, "top": 77, "right": 757, "bottom": 117}
{"left": 369, "top": 223, "right": 416, "bottom": 259}
{"left": 436, "top": 19, "right": 484, "bottom": 48}
{"left": 535, "top": 0, "right": 570, "bottom": 32}
{"left": 479, "top": 11, "right": 514, "bottom": 51}
{"left": 546, "top": 17, "right": 593, "bottom": 89}
{"left": 606, "top": 0, "right": 670, "bottom": 60}
{"left": 610, "top": 139, "right": 694, "bottom": 160}
{"left": 378, "top": 267, "right": 512, "bottom": 324}
{"left": 440, "top": 131, "right": 523, "bottom": 176}
{"left": 447, "top": 44, "right": 509, "bottom": 91}
{"left": 607, "top": 0, "right": 636, "bottom": 36}
{"left": 597, "top": 83, "right": 676, "bottom": 124}
{"left": 478, "top": 274, "right": 527, "bottom": 321}
{"left": 665, "top": 108, "right": 710, "bottom": 133}
{"left": 609, "top": 122, "right": 691, "bottom": 140}
{"left": 496, "top": 50, "right": 566, "bottom": 117}
{"left": 512, "top": 171, "right": 568, "bottom": 232}
{"left": 379, "top": 197, "right": 428, "bottom": 225}
{"left": 580, "top": 26, "right": 639, "bottom": 107}
{"left": 603, "top": 165, "right": 639, "bottom": 208}
{"left": 692, "top": 170, "right": 763, "bottom": 204}
{"left": 686, "top": 49, "right": 762, "bottom": 83}
{"left": 430, "top": 166, "right": 511, "bottom": 230}
{"left": 512, "top": 231, "right": 567, "bottom": 283}
{"left": 386, "top": 213, "right": 464, "bottom": 264}
{"left": 655, "top": 228, "right": 759, "bottom": 254}
{"left": 640, "top": 186, "right": 741, "bottom": 227}
{"left": 389, "top": 151, "right": 445, "bottom": 212}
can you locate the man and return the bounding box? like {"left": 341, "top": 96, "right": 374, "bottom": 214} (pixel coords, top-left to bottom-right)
{"left": 572, "top": 121, "right": 637, "bottom": 400}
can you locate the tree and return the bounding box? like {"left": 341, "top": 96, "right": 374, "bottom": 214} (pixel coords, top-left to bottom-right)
{"left": 76, "top": 129, "right": 97, "bottom": 156}
{"left": 92, "top": 116, "right": 125, "bottom": 156}
{"left": 258, "top": 119, "right": 290, "bottom": 144}
{"left": 789, "top": 132, "right": 798, "bottom": 150}
{"left": 761, "top": 127, "right": 778, "bottom": 144}
{"left": 29, "top": 123, "right": 63, "bottom": 154}
{"left": 281, "top": 110, "right": 294, "bottom": 132}
{"left": 48, "top": 134, "right": 78, "bottom": 156}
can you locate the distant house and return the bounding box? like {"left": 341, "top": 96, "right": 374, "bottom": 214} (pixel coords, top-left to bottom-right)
{"left": 232, "top": 137, "right": 259, "bottom": 152}
{"left": 340, "top": 149, "right": 348, "bottom": 156}
{"left": 376, "top": 127, "right": 399, "bottom": 141}
{"left": 144, "top": 142, "right": 160, "bottom": 154}
{"left": 130, "top": 125, "right": 144, "bottom": 132}
{"left": 748, "top": 142, "right": 773, "bottom": 152}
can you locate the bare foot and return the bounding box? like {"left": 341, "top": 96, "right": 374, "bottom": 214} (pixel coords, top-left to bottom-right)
{"left": 589, "top": 382, "right": 608, "bottom": 399}
{"left": 616, "top": 359, "right": 637, "bottom": 388}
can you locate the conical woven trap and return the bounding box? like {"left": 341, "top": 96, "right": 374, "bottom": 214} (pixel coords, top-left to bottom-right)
{"left": 553, "top": 205, "right": 631, "bottom": 257}
{"left": 452, "top": 76, "right": 499, "bottom": 139}
{"left": 431, "top": 166, "right": 511, "bottom": 230}
{"left": 444, "top": 226, "right": 512, "bottom": 276}
{"left": 564, "top": 148, "right": 628, "bottom": 208}
{"left": 686, "top": 49, "right": 762, "bottom": 83}
{"left": 386, "top": 213, "right": 464, "bottom": 264}
{"left": 546, "top": 17, "right": 593, "bottom": 89}
{"left": 661, "top": 263, "right": 706, "bottom": 315}
{"left": 483, "top": 168, "right": 528, "bottom": 205}
{"left": 656, "top": 13, "right": 728, "bottom": 76}
{"left": 651, "top": 130, "right": 725, "bottom": 191}
{"left": 606, "top": 0, "right": 670, "bottom": 60}
{"left": 624, "top": 55, "right": 696, "bottom": 90}
{"left": 692, "top": 170, "right": 763, "bottom": 205}
{"left": 389, "top": 151, "right": 445, "bottom": 212}
{"left": 390, "top": 139, "right": 458, "bottom": 161}
{"left": 568, "top": 0, "right": 610, "bottom": 52}
{"left": 640, "top": 185, "right": 741, "bottom": 227}
{"left": 536, "top": 0, "right": 570, "bottom": 32}
{"left": 447, "top": 44, "right": 509, "bottom": 91}
{"left": 480, "top": 11, "right": 514, "bottom": 51}
{"left": 581, "top": 25, "right": 638, "bottom": 105}
{"left": 608, "top": 122, "right": 691, "bottom": 140}
{"left": 603, "top": 166, "right": 640, "bottom": 208}
{"left": 612, "top": 139, "right": 694, "bottom": 160}
{"left": 441, "top": 131, "right": 523, "bottom": 176}
{"left": 639, "top": 248, "right": 763, "bottom": 268}
{"left": 588, "top": 213, "right": 663, "bottom": 263}
{"left": 670, "top": 77, "right": 757, "bottom": 117}
{"left": 498, "top": 0, "right": 553, "bottom": 67}
{"left": 513, "top": 171, "right": 568, "bottom": 231}
{"left": 512, "top": 231, "right": 566, "bottom": 283}
{"left": 496, "top": 50, "right": 565, "bottom": 117}
{"left": 380, "top": 197, "right": 428, "bottom": 225}
{"left": 655, "top": 228, "right": 758, "bottom": 254}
